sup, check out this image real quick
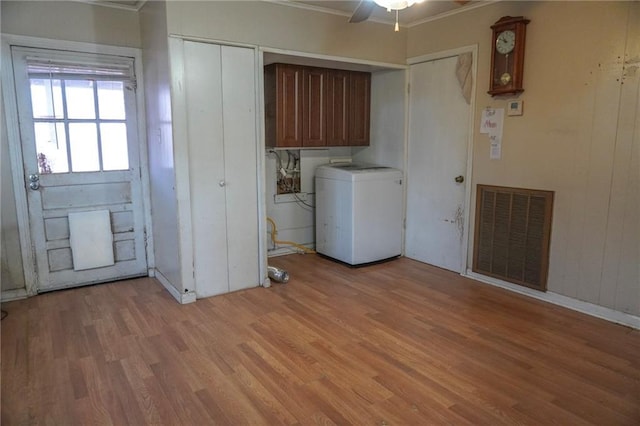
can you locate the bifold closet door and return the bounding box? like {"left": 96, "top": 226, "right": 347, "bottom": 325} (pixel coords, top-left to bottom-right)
{"left": 182, "top": 40, "right": 259, "bottom": 297}
{"left": 219, "top": 45, "right": 260, "bottom": 293}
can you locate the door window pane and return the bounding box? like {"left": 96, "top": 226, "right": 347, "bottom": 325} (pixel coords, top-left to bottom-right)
{"left": 69, "top": 123, "right": 99, "bottom": 172}
{"left": 34, "top": 122, "right": 68, "bottom": 173}
{"left": 30, "top": 79, "right": 63, "bottom": 119}
{"left": 97, "top": 81, "right": 126, "bottom": 120}
{"left": 65, "top": 80, "right": 96, "bottom": 119}
{"left": 100, "top": 123, "right": 129, "bottom": 170}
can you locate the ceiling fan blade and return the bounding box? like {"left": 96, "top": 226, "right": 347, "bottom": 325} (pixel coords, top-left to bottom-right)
{"left": 349, "top": 0, "right": 376, "bottom": 23}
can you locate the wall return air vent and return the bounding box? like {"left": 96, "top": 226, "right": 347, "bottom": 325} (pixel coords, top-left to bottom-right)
{"left": 473, "top": 185, "right": 554, "bottom": 291}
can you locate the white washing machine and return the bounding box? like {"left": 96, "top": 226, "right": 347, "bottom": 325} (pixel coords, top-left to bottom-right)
{"left": 315, "top": 163, "right": 403, "bottom": 265}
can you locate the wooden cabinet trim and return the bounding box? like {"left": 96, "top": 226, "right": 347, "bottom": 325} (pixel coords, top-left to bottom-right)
{"left": 265, "top": 63, "right": 370, "bottom": 148}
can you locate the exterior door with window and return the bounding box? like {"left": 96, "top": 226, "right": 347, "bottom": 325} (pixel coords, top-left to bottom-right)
{"left": 10, "top": 47, "right": 147, "bottom": 291}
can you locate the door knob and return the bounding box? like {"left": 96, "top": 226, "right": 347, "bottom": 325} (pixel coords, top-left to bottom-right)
{"left": 28, "top": 174, "right": 40, "bottom": 190}
{"left": 219, "top": 180, "right": 226, "bottom": 187}
{"left": 455, "top": 175, "right": 464, "bottom": 183}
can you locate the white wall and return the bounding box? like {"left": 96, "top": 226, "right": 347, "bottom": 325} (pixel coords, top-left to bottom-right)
{"left": 1, "top": 85, "right": 25, "bottom": 292}
{"left": 408, "top": 1, "right": 639, "bottom": 316}
{"left": 353, "top": 69, "right": 407, "bottom": 170}
{"left": 139, "top": 1, "right": 183, "bottom": 292}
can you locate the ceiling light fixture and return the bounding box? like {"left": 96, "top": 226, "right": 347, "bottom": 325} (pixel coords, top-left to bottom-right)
{"left": 374, "top": 0, "right": 425, "bottom": 31}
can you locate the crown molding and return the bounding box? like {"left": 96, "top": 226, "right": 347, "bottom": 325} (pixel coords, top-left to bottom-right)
{"left": 73, "top": 0, "right": 147, "bottom": 12}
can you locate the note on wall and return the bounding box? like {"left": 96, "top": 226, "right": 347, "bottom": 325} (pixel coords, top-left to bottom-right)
{"left": 480, "top": 108, "right": 504, "bottom": 159}
{"left": 489, "top": 134, "right": 502, "bottom": 160}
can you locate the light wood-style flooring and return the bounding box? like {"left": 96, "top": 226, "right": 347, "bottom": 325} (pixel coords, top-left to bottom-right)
{"left": 2, "top": 254, "right": 639, "bottom": 424}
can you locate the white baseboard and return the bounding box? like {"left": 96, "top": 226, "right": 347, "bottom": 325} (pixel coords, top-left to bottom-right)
{"left": 1, "top": 288, "right": 28, "bottom": 302}
{"left": 262, "top": 276, "right": 272, "bottom": 288}
{"left": 154, "top": 269, "right": 196, "bottom": 304}
{"left": 464, "top": 270, "right": 640, "bottom": 330}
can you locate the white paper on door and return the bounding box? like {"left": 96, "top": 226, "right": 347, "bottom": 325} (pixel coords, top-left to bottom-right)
{"left": 68, "top": 210, "right": 114, "bottom": 271}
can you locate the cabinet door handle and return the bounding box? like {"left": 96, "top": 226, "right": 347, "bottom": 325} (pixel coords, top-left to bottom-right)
{"left": 455, "top": 175, "right": 464, "bottom": 183}
{"left": 219, "top": 180, "right": 226, "bottom": 187}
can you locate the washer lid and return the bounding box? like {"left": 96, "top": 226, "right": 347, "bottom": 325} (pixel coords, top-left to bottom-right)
{"left": 315, "top": 162, "right": 402, "bottom": 180}
{"left": 327, "top": 163, "right": 390, "bottom": 171}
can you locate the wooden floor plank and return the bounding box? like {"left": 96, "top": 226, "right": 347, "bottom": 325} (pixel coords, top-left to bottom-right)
{"left": 2, "top": 255, "right": 639, "bottom": 424}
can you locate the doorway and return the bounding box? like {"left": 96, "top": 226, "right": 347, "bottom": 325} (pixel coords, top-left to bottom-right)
{"left": 405, "top": 49, "right": 476, "bottom": 273}
{"left": 7, "top": 45, "right": 149, "bottom": 292}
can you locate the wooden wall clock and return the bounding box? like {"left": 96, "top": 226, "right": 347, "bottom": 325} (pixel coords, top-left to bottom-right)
{"left": 488, "top": 16, "right": 530, "bottom": 96}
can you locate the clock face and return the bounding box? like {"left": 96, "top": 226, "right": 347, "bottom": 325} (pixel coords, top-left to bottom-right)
{"left": 496, "top": 30, "right": 516, "bottom": 54}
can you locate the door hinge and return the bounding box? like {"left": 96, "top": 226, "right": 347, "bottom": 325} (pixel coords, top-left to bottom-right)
{"left": 407, "top": 83, "right": 410, "bottom": 94}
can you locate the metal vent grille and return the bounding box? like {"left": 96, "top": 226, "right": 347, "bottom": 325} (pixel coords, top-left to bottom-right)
{"left": 473, "top": 185, "right": 554, "bottom": 291}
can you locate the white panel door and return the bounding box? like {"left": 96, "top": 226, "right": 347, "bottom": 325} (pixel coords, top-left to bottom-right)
{"left": 406, "top": 56, "right": 471, "bottom": 273}
{"left": 10, "top": 47, "right": 148, "bottom": 291}
{"left": 181, "top": 40, "right": 259, "bottom": 297}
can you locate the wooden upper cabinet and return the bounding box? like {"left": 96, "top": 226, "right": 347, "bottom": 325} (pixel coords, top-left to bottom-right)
{"left": 265, "top": 64, "right": 303, "bottom": 147}
{"left": 265, "top": 63, "right": 370, "bottom": 147}
{"left": 303, "top": 67, "right": 327, "bottom": 147}
{"left": 349, "top": 71, "right": 371, "bottom": 146}
{"left": 326, "top": 69, "right": 350, "bottom": 147}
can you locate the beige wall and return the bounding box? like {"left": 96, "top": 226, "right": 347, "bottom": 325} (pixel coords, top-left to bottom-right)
{"left": 408, "top": 1, "right": 639, "bottom": 315}
{"left": 1, "top": 1, "right": 141, "bottom": 47}
{"left": 165, "top": 1, "right": 407, "bottom": 64}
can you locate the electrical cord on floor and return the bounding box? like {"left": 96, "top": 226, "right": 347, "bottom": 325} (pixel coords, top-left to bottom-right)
{"left": 1, "top": 310, "right": 7, "bottom": 320}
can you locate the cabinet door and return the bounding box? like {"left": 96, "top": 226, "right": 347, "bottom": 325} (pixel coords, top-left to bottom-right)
{"left": 276, "top": 64, "right": 303, "bottom": 147}
{"left": 303, "top": 67, "right": 327, "bottom": 147}
{"left": 349, "top": 71, "right": 371, "bottom": 146}
{"left": 326, "top": 69, "right": 350, "bottom": 146}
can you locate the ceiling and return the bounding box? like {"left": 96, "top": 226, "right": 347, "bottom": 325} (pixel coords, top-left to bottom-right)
{"left": 286, "top": 0, "right": 487, "bottom": 27}
{"left": 91, "top": 0, "right": 492, "bottom": 26}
